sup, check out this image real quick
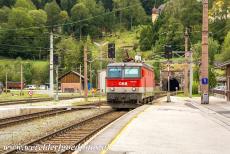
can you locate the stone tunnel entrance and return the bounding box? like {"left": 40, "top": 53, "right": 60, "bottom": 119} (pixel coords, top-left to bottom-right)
{"left": 162, "top": 78, "right": 180, "bottom": 91}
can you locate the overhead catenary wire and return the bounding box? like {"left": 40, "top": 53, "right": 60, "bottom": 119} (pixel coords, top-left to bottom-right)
{"left": 0, "top": 43, "right": 50, "bottom": 50}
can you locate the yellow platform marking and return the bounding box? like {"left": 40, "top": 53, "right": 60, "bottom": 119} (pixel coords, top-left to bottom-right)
{"left": 100, "top": 106, "right": 150, "bottom": 154}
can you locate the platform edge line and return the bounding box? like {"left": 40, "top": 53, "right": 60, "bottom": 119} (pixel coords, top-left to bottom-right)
{"left": 100, "top": 106, "right": 150, "bottom": 154}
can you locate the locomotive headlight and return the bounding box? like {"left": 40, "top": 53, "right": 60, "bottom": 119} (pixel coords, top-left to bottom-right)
{"left": 132, "top": 87, "right": 136, "bottom": 91}
{"left": 110, "top": 87, "right": 115, "bottom": 91}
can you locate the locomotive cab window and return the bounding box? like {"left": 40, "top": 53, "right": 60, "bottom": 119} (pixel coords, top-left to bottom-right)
{"left": 108, "top": 67, "right": 122, "bottom": 78}
{"left": 124, "top": 67, "right": 140, "bottom": 78}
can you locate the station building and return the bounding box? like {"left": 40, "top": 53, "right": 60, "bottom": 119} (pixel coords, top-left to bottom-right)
{"left": 220, "top": 60, "right": 230, "bottom": 101}
{"left": 59, "top": 71, "right": 85, "bottom": 93}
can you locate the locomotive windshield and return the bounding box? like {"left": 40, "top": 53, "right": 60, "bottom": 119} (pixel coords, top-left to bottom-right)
{"left": 124, "top": 67, "right": 140, "bottom": 78}
{"left": 108, "top": 67, "right": 122, "bottom": 78}
{"left": 108, "top": 67, "right": 140, "bottom": 78}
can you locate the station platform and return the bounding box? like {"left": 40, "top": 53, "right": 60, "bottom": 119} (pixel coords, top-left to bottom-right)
{"left": 78, "top": 96, "right": 230, "bottom": 154}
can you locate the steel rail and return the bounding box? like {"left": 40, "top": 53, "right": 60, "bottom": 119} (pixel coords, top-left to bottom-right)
{"left": 4, "top": 110, "right": 126, "bottom": 154}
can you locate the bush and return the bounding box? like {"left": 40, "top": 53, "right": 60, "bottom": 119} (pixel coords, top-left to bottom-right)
{"left": 192, "top": 81, "right": 199, "bottom": 94}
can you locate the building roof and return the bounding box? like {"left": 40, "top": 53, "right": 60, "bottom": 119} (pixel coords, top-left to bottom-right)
{"left": 58, "top": 71, "right": 85, "bottom": 80}
{"left": 218, "top": 60, "right": 230, "bottom": 67}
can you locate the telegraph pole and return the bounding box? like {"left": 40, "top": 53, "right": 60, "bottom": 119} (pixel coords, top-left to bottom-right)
{"left": 84, "top": 45, "right": 88, "bottom": 101}
{"left": 189, "top": 48, "right": 193, "bottom": 98}
{"left": 90, "top": 62, "right": 92, "bottom": 90}
{"left": 49, "top": 31, "right": 54, "bottom": 98}
{"left": 184, "top": 28, "right": 189, "bottom": 96}
{"left": 55, "top": 65, "right": 59, "bottom": 101}
{"left": 201, "top": 0, "right": 209, "bottom": 104}
{"left": 79, "top": 64, "right": 82, "bottom": 96}
{"left": 5, "top": 72, "right": 7, "bottom": 94}
{"left": 20, "top": 63, "right": 23, "bottom": 96}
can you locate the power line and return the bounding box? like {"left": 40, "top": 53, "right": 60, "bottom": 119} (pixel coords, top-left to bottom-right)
{"left": 0, "top": 4, "right": 140, "bottom": 32}
{"left": 0, "top": 44, "right": 49, "bottom": 50}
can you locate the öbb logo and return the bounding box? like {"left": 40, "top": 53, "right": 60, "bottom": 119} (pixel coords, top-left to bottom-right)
{"left": 118, "top": 82, "right": 128, "bottom": 86}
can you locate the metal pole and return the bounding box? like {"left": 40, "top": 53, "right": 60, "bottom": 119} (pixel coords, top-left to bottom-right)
{"left": 189, "top": 50, "right": 193, "bottom": 98}
{"left": 49, "top": 31, "right": 54, "bottom": 98}
{"left": 99, "top": 46, "right": 102, "bottom": 102}
{"left": 79, "top": 64, "right": 82, "bottom": 96}
{"left": 5, "top": 72, "right": 7, "bottom": 94}
{"left": 55, "top": 65, "right": 59, "bottom": 101}
{"left": 201, "top": 0, "right": 209, "bottom": 104}
{"left": 160, "top": 69, "right": 162, "bottom": 91}
{"left": 84, "top": 45, "right": 88, "bottom": 101}
{"left": 20, "top": 63, "right": 23, "bottom": 96}
{"left": 90, "top": 62, "right": 92, "bottom": 90}
{"left": 184, "top": 28, "right": 189, "bottom": 96}
{"left": 167, "top": 60, "right": 171, "bottom": 102}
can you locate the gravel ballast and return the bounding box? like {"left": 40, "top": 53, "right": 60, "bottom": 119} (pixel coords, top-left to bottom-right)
{"left": 0, "top": 108, "right": 112, "bottom": 152}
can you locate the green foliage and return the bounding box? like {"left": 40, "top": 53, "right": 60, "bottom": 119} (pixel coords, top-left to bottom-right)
{"left": 219, "top": 31, "right": 230, "bottom": 61}
{"left": 0, "top": 0, "right": 16, "bottom": 7}
{"left": 192, "top": 81, "right": 199, "bottom": 94}
{"left": 0, "top": 59, "right": 48, "bottom": 84}
{"left": 44, "top": 0, "right": 61, "bottom": 27}
{"left": 28, "top": 9, "right": 47, "bottom": 26}
{"left": 153, "top": 61, "right": 160, "bottom": 81}
{"left": 139, "top": 25, "right": 153, "bottom": 51}
{"left": 113, "top": 0, "right": 147, "bottom": 28}
{"left": 0, "top": 7, "right": 10, "bottom": 24}
{"left": 209, "top": 67, "right": 217, "bottom": 89}
{"left": 193, "top": 38, "right": 220, "bottom": 65}
{"left": 56, "top": 36, "right": 83, "bottom": 72}
{"left": 8, "top": 8, "right": 33, "bottom": 28}
{"left": 15, "top": 0, "right": 36, "bottom": 10}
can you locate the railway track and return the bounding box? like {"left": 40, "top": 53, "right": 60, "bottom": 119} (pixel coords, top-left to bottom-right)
{"left": 0, "top": 107, "right": 92, "bottom": 129}
{"left": 5, "top": 110, "right": 127, "bottom": 154}
{"left": 0, "top": 96, "right": 93, "bottom": 106}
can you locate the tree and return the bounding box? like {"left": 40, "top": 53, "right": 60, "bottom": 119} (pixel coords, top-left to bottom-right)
{"left": 29, "top": 9, "right": 48, "bottom": 26}
{"left": 31, "top": 0, "right": 53, "bottom": 9}
{"left": 44, "top": 0, "right": 61, "bottom": 27}
{"left": 219, "top": 31, "right": 230, "bottom": 61}
{"left": 99, "top": 0, "right": 113, "bottom": 11}
{"left": 113, "top": 0, "right": 147, "bottom": 29}
{"left": 193, "top": 38, "right": 220, "bottom": 65}
{"left": 14, "top": 0, "right": 36, "bottom": 10}
{"left": 8, "top": 8, "right": 33, "bottom": 28}
{"left": 210, "top": 0, "right": 230, "bottom": 43}
{"left": 139, "top": 25, "right": 153, "bottom": 51}
{"left": 71, "top": 3, "right": 91, "bottom": 38}
{"left": 0, "top": 6, "right": 10, "bottom": 24}
{"left": 56, "top": 36, "right": 83, "bottom": 71}
{"left": 60, "top": 0, "right": 76, "bottom": 13}
{"left": 0, "top": 0, "right": 16, "bottom": 7}
{"left": 23, "top": 62, "right": 33, "bottom": 84}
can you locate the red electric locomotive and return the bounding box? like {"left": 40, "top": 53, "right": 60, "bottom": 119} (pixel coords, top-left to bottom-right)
{"left": 106, "top": 62, "right": 155, "bottom": 108}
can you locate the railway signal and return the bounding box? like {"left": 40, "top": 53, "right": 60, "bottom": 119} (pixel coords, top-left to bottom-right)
{"left": 53, "top": 54, "right": 59, "bottom": 65}
{"left": 165, "top": 45, "right": 172, "bottom": 59}
{"left": 108, "top": 43, "right": 115, "bottom": 59}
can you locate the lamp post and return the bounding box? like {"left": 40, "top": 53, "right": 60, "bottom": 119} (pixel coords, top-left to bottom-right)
{"left": 94, "top": 42, "right": 108, "bottom": 102}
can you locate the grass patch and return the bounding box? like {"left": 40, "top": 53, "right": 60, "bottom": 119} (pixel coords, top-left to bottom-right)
{"left": 177, "top": 93, "right": 201, "bottom": 97}
{"left": 0, "top": 92, "right": 49, "bottom": 101}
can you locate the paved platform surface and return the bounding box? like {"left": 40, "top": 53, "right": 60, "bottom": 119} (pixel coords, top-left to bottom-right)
{"left": 78, "top": 96, "right": 230, "bottom": 154}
